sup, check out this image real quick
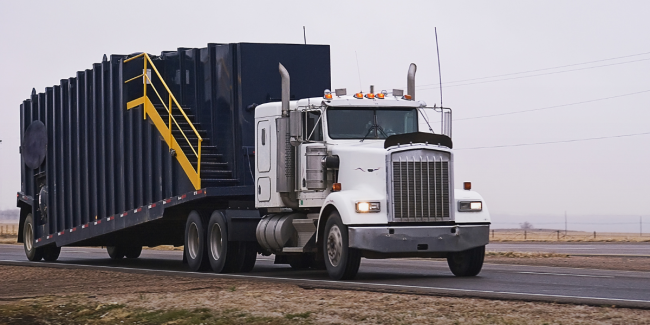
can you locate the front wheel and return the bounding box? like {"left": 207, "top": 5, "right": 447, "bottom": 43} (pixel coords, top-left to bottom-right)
{"left": 447, "top": 245, "right": 485, "bottom": 277}
{"left": 23, "top": 213, "right": 43, "bottom": 261}
{"left": 323, "top": 211, "right": 361, "bottom": 280}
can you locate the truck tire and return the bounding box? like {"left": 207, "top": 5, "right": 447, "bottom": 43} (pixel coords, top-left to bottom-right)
{"left": 206, "top": 211, "right": 243, "bottom": 273}
{"left": 124, "top": 246, "right": 142, "bottom": 259}
{"left": 107, "top": 246, "right": 125, "bottom": 259}
{"left": 323, "top": 211, "right": 361, "bottom": 280}
{"left": 447, "top": 245, "right": 485, "bottom": 277}
{"left": 239, "top": 242, "right": 257, "bottom": 273}
{"left": 185, "top": 211, "right": 210, "bottom": 271}
{"left": 23, "top": 213, "right": 43, "bottom": 261}
{"left": 42, "top": 245, "right": 61, "bottom": 261}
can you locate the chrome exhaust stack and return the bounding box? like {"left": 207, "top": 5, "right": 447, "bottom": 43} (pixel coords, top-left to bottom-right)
{"left": 407, "top": 63, "right": 417, "bottom": 100}
{"left": 279, "top": 63, "right": 290, "bottom": 117}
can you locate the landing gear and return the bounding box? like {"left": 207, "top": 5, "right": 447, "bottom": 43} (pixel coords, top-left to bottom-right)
{"left": 323, "top": 211, "right": 361, "bottom": 280}
{"left": 23, "top": 213, "right": 43, "bottom": 261}
{"left": 447, "top": 245, "right": 485, "bottom": 277}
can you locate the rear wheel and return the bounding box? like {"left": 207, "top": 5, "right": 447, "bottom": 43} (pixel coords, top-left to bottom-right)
{"left": 124, "top": 246, "right": 142, "bottom": 259}
{"left": 23, "top": 213, "right": 43, "bottom": 261}
{"left": 323, "top": 211, "right": 361, "bottom": 280}
{"left": 42, "top": 245, "right": 61, "bottom": 261}
{"left": 447, "top": 245, "right": 485, "bottom": 277}
{"left": 185, "top": 211, "right": 210, "bottom": 271}
{"left": 107, "top": 246, "right": 125, "bottom": 259}
{"left": 207, "top": 211, "right": 245, "bottom": 273}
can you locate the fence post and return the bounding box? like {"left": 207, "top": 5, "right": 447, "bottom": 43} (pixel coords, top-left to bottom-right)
{"left": 492, "top": 229, "right": 494, "bottom": 239}
{"left": 594, "top": 231, "right": 596, "bottom": 239}
{"left": 557, "top": 230, "right": 560, "bottom": 241}
{"left": 524, "top": 230, "right": 527, "bottom": 240}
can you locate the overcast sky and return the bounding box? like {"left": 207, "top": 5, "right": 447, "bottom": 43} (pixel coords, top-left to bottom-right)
{"left": 1, "top": 1, "right": 648, "bottom": 231}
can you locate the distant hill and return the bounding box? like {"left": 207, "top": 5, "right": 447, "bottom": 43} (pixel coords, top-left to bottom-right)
{"left": 0, "top": 209, "right": 19, "bottom": 222}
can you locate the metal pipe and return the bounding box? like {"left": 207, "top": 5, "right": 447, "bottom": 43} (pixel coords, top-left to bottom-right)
{"left": 407, "top": 63, "right": 417, "bottom": 100}
{"left": 279, "top": 63, "right": 290, "bottom": 117}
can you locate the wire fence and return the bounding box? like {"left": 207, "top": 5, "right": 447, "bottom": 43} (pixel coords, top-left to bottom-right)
{"left": 0, "top": 224, "right": 18, "bottom": 236}
{"left": 491, "top": 229, "right": 649, "bottom": 242}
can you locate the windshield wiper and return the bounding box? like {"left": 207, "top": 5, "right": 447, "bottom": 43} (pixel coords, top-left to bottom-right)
{"left": 360, "top": 125, "right": 376, "bottom": 142}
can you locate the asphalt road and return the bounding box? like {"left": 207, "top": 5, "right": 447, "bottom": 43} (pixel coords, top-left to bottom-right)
{"left": 1, "top": 244, "right": 649, "bottom": 309}
{"left": 487, "top": 242, "right": 650, "bottom": 256}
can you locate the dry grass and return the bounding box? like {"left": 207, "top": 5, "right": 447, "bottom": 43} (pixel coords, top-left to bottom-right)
{"left": 2, "top": 265, "right": 650, "bottom": 325}
{"left": 486, "top": 251, "right": 570, "bottom": 258}
{"left": 492, "top": 229, "right": 650, "bottom": 242}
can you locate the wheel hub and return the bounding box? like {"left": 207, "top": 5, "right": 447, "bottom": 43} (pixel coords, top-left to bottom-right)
{"left": 210, "top": 223, "right": 223, "bottom": 261}
{"left": 327, "top": 224, "right": 342, "bottom": 267}
{"left": 188, "top": 222, "right": 199, "bottom": 259}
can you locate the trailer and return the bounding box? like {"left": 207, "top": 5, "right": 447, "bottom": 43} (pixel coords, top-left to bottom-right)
{"left": 17, "top": 42, "right": 490, "bottom": 279}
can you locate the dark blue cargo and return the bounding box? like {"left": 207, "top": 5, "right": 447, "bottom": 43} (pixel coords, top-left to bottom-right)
{"left": 16, "top": 43, "right": 331, "bottom": 249}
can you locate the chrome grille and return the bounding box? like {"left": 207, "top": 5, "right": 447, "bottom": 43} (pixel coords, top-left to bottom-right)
{"left": 391, "top": 156, "right": 450, "bottom": 221}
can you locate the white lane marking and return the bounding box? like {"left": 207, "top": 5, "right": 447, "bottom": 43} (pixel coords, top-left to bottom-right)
{"left": 1, "top": 260, "right": 648, "bottom": 305}
{"left": 517, "top": 271, "right": 614, "bottom": 278}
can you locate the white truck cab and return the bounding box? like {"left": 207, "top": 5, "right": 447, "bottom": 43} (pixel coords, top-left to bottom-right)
{"left": 254, "top": 63, "right": 490, "bottom": 280}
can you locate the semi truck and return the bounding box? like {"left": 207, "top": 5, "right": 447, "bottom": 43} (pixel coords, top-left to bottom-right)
{"left": 16, "top": 43, "right": 490, "bottom": 280}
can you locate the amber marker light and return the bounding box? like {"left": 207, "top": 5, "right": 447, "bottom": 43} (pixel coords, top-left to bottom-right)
{"left": 403, "top": 94, "right": 412, "bottom": 100}
{"left": 324, "top": 93, "right": 333, "bottom": 99}
{"left": 332, "top": 183, "right": 342, "bottom": 191}
{"left": 463, "top": 182, "right": 472, "bottom": 190}
{"left": 354, "top": 93, "right": 364, "bottom": 99}
{"left": 366, "top": 93, "right": 375, "bottom": 99}
{"left": 376, "top": 92, "right": 385, "bottom": 99}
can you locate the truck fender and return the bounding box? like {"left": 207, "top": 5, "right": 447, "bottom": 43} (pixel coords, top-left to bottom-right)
{"left": 315, "top": 191, "right": 363, "bottom": 244}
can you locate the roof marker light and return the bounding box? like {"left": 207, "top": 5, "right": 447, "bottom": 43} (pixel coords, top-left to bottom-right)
{"left": 403, "top": 94, "right": 412, "bottom": 100}
{"left": 324, "top": 89, "right": 333, "bottom": 100}
{"left": 376, "top": 91, "right": 385, "bottom": 99}
{"left": 354, "top": 92, "right": 364, "bottom": 99}
{"left": 365, "top": 93, "right": 375, "bottom": 99}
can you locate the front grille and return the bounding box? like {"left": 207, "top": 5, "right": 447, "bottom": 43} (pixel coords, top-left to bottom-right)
{"left": 391, "top": 157, "right": 450, "bottom": 221}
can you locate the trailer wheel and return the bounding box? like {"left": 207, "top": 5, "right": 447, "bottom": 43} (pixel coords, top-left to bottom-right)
{"left": 207, "top": 211, "right": 242, "bottom": 273}
{"left": 42, "top": 245, "right": 61, "bottom": 261}
{"left": 185, "top": 211, "right": 210, "bottom": 271}
{"left": 447, "top": 245, "right": 485, "bottom": 277}
{"left": 107, "top": 246, "right": 125, "bottom": 259}
{"left": 124, "top": 246, "right": 142, "bottom": 259}
{"left": 23, "top": 213, "right": 43, "bottom": 261}
{"left": 323, "top": 211, "right": 361, "bottom": 280}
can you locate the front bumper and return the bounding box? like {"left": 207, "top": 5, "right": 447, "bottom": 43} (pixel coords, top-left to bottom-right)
{"left": 348, "top": 224, "right": 489, "bottom": 253}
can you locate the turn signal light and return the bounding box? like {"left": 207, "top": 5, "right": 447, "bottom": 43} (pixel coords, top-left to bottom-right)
{"left": 332, "top": 183, "right": 342, "bottom": 191}
{"left": 366, "top": 93, "right": 375, "bottom": 99}
{"left": 354, "top": 93, "right": 363, "bottom": 99}
{"left": 464, "top": 182, "right": 472, "bottom": 190}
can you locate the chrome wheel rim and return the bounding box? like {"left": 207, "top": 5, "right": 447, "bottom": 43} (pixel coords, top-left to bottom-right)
{"left": 210, "top": 223, "right": 223, "bottom": 261}
{"left": 25, "top": 222, "right": 33, "bottom": 251}
{"left": 187, "top": 222, "right": 199, "bottom": 259}
{"left": 327, "top": 224, "right": 342, "bottom": 267}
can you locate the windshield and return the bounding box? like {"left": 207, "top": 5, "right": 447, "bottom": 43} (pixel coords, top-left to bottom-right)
{"left": 327, "top": 108, "right": 418, "bottom": 139}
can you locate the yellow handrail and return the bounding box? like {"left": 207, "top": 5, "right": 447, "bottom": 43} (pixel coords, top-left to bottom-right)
{"left": 124, "top": 53, "right": 203, "bottom": 185}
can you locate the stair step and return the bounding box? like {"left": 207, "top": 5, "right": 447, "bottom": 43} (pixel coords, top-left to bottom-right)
{"left": 200, "top": 161, "right": 229, "bottom": 167}
{"left": 202, "top": 178, "right": 239, "bottom": 184}
{"left": 201, "top": 169, "right": 233, "bottom": 175}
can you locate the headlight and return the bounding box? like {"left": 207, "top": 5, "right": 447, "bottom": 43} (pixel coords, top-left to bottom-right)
{"left": 458, "top": 201, "right": 482, "bottom": 212}
{"left": 356, "top": 202, "right": 380, "bottom": 213}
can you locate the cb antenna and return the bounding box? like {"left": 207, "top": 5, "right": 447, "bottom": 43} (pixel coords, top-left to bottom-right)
{"left": 303, "top": 26, "right": 307, "bottom": 44}
{"left": 435, "top": 27, "right": 443, "bottom": 108}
